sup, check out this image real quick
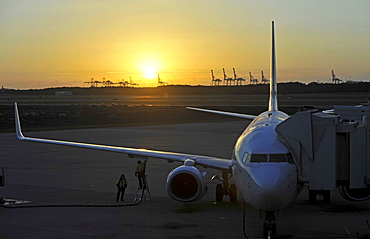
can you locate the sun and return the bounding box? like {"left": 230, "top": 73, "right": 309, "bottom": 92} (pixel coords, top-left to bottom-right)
{"left": 138, "top": 58, "right": 160, "bottom": 79}
{"left": 143, "top": 66, "right": 156, "bottom": 79}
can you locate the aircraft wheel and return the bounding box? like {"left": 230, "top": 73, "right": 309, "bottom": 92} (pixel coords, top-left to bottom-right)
{"left": 309, "top": 190, "right": 317, "bottom": 202}
{"left": 216, "top": 184, "right": 223, "bottom": 202}
{"left": 263, "top": 223, "right": 268, "bottom": 238}
{"left": 323, "top": 190, "right": 330, "bottom": 202}
{"left": 229, "top": 184, "right": 237, "bottom": 202}
{"left": 272, "top": 222, "right": 277, "bottom": 236}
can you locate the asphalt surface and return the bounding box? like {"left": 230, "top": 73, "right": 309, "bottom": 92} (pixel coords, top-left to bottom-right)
{"left": 0, "top": 121, "right": 369, "bottom": 239}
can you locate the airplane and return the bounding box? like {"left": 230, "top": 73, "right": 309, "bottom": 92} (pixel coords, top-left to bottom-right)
{"left": 361, "top": 96, "right": 370, "bottom": 106}
{"left": 14, "top": 21, "right": 301, "bottom": 238}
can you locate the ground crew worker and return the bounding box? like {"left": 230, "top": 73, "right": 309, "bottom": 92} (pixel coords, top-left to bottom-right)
{"left": 135, "top": 160, "right": 147, "bottom": 189}
{"left": 116, "top": 174, "right": 127, "bottom": 202}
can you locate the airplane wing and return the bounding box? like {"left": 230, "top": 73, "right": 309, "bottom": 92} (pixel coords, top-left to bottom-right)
{"left": 322, "top": 104, "right": 367, "bottom": 114}
{"left": 322, "top": 109, "right": 334, "bottom": 114}
{"left": 186, "top": 107, "right": 257, "bottom": 120}
{"left": 14, "top": 103, "right": 231, "bottom": 171}
{"left": 323, "top": 96, "right": 370, "bottom": 114}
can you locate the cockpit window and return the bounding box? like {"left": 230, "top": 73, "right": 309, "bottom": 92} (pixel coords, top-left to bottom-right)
{"left": 286, "top": 153, "right": 294, "bottom": 164}
{"left": 242, "top": 152, "right": 251, "bottom": 164}
{"left": 269, "top": 154, "right": 286, "bottom": 162}
{"left": 251, "top": 154, "right": 267, "bottom": 162}
{"left": 250, "top": 153, "right": 294, "bottom": 163}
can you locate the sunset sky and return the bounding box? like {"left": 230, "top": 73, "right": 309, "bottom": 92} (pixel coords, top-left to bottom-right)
{"left": 1, "top": 0, "right": 370, "bottom": 89}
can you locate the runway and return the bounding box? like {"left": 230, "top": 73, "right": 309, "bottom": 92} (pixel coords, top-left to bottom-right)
{"left": 0, "top": 121, "right": 369, "bottom": 238}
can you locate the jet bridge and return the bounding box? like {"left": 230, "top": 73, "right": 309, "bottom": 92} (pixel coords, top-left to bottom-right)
{"left": 276, "top": 105, "right": 370, "bottom": 201}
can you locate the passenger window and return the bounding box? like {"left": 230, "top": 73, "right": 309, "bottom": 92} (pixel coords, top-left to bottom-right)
{"left": 251, "top": 154, "right": 267, "bottom": 162}
{"left": 269, "top": 154, "right": 286, "bottom": 162}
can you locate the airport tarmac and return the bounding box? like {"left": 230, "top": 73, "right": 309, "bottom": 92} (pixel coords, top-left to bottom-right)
{"left": 0, "top": 121, "right": 369, "bottom": 238}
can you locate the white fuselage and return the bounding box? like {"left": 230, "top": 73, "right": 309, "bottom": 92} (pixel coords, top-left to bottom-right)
{"left": 232, "top": 110, "right": 301, "bottom": 212}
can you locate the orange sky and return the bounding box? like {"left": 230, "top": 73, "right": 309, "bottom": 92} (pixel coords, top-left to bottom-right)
{"left": 1, "top": 0, "right": 370, "bottom": 89}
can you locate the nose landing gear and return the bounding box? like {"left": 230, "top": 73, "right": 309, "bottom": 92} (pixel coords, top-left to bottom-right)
{"left": 263, "top": 211, "right": 277, "bottom": 238}
{"left": 243, "top": 206, "right": 279, "bottom": 239}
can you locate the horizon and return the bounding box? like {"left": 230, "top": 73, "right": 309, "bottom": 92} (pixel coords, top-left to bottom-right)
{"left": 1, "top": 1, "right": 370, "bottom": 89}
{"left": 3, "top": 80, "right": 370, "bottom": 92}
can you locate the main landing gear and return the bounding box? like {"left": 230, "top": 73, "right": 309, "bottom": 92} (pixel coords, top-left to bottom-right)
{"left": 309, "top": 189, "right": 330, "bottom": 202}
{"left": 211, "top": 171, "right": 237, "bottom": 202}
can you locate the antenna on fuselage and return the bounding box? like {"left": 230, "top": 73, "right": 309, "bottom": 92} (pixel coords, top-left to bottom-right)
{"left": 269, "top": 21, "right": 278, "bottom": 112}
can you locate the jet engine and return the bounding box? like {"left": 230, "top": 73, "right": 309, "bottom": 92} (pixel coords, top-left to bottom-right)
{"left": 339, "top": 186, "right": 370, "bottom": 201}
{"left": 166, "top": 160, "right": 206, "bottom": 202}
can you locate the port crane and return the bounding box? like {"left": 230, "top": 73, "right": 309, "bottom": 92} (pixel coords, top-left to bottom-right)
{"left": 211, "top": 70, "right": 222, "bottom": 86}
{"left": 261, "top": 71, "right": 269, "bottom": 84}
{"left": 157, "top": 74, "right": 167, "bottom": 86}
{"left": 249, "top": 72, "right": 258, "bottom": 84}
{"left": 233, "top": 68, "right": 245, "bottom": 86}
{"left": 223, "top": 68, "right": 234, "bottom": 86}
{"left": 331, "top": 70, "right": 342, "bottom": 84}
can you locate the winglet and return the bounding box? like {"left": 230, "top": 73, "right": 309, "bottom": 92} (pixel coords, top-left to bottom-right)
{"left": 269, "top": 21, "right": 278, "bottom": 112}
{"left": 14, "top": 102, "right": 25, "bottom": 140}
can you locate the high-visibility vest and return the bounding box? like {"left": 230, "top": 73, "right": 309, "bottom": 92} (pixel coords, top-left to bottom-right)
{"left": 136, "top": 162, "right": 146, "bottom": 173}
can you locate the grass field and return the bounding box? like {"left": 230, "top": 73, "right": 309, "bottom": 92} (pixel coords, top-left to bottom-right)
{"left": 1, "top": 92, "right": 368, "bottom": 132}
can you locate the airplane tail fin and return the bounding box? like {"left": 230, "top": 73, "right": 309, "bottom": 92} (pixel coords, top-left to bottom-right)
{"left": 269, "top": 21, "right": 278, "bottom": 112}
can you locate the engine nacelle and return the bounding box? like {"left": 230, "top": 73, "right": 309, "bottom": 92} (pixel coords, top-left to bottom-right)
{"left": 339, "top": 186, "right": 370, "bottom": 201}
{"left": 166, "top": 161, "right": 206, "bottom": 202}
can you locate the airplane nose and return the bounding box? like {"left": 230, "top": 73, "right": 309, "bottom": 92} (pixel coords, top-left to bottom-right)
{"left": 246, "top": 163, "right": 297, "bottom": 211}
{"left": 250, "top": 164, "right": 284, "bottom": 189}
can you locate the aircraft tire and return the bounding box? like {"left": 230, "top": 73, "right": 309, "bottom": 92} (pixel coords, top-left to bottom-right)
{"left": 323, "top": 190, "right": 330, "bottom": 202}
{"left": 216, "top": 184, "right": 223, "bottom": 202}
{"left": 263, "top": 223, "right": 268, "bottom": 238}
{"left": 309, "top": 190, "right": 317, "bottom": 202}
{"left": 272, "top": 223, "right": 277, "bottom": 236}
{"left": 229, "top": 184, "right": 237, "bottom": 202}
